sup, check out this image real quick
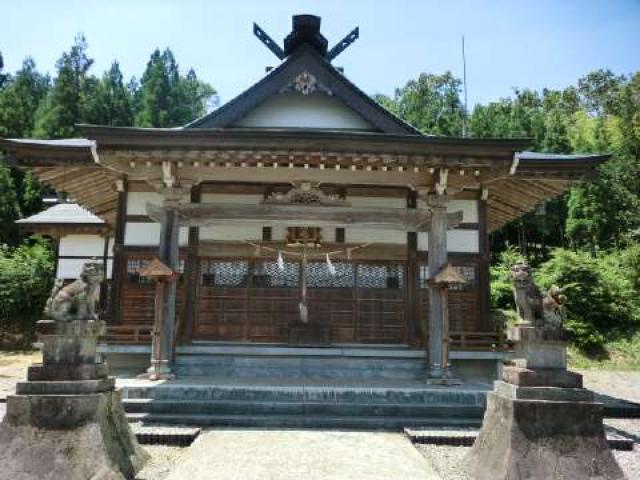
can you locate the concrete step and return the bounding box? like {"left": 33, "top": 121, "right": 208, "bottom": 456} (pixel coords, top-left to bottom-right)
{"left": 120, "top": 384, "right": 488, "bottom": 407}
{"left": 122, "top": 398, "right": 484, "bottom": 418}
{"left": 172, "top": 354, "right": 428, "bottom": 380}
{"left": 125, "top": 412, "right": 483, "bottom": 430}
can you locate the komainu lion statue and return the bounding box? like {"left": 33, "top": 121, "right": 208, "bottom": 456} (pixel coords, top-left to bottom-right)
{"left": 511, "top": 260, "right": 567, "bottom": 328}
{"left": 511, "top": 261, "right": 544, "bottom": 325}
{"left": 44, "top": 261, "right": 104, "bottom": 321}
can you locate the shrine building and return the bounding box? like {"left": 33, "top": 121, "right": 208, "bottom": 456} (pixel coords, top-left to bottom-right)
{"left": 1, "top": 15, "right": 606, "bottom": 387}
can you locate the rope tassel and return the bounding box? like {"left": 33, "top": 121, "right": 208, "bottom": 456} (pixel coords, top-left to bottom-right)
{"left": 326, "top": 253, "right": 336, "bottom": 276}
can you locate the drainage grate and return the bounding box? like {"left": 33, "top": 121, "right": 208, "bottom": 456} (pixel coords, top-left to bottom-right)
{"left": 404, "top": 428, "right": 635, "bottom": 451}
{"left": 131, "top": 425, "right": 201, "bottom": 446}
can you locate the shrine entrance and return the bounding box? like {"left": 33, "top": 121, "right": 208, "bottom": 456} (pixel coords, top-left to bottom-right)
{"left": 193, "top": 257, "right": 407, "bottom": 344}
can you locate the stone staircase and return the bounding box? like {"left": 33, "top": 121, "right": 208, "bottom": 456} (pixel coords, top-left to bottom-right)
{"left": 119, "top": 345, "right": 489, "bottom": 430}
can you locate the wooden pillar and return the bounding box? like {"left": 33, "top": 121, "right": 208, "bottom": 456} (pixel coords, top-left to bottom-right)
{"left": 109, "top": 183, "right": 127, "bottom": 324}
{"left": 427, "top": 195, "right": 448, "bottom": 379}
{"left": 478, "top": 195, "right": 492, "bottom": 331}
{"left": 406, "top": 190, "right": 417, "bottom": 345}
{"left": 155, "top": 203, "right": 180, "bottom": 377}
{"left": 181, "top": 186, "right": 200, "bottom": 343}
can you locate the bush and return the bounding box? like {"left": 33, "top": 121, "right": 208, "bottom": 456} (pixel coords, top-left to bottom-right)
{"left": 490, "top": 246, "right": 523, "bottom": 310}
{"left": 0, "top": 237, "right": 54, "bottom": 344}
{"left": 536, "top": 248, "right": 639, "bottom": 352}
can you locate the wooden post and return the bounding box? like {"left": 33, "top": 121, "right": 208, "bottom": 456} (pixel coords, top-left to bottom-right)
{"left": 157, "top": 205, "right": 180, "bottom": 377}
{"left": 427, "top": 195, "right": 448, "bottom": 379}
{"left": 428, "top": 262, "right": 466, "bottom": 384}
{"left": 138, "top": 258, "right": 179, "bottom": 380}
{"left": 181, "top": 185, "right": 200, "bottom": 343}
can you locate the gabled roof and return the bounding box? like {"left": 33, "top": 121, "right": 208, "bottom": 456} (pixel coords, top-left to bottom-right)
{"left": 17, "top": 203, "right": 105, "bottom": 225}
{"left": 16, "top": 202, "right": 109, "bottom": 236}
{"left": 185, "top": 44, "right": 422, "bottom": 135}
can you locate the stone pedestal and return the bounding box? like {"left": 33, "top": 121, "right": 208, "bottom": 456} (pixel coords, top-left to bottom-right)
{"left": 464, "top": 324, "right": 625, "bottom": 480}
{"left": 0, "top": 319, "right": 148, "bottom": 480}
{"left": 465, "top": 380, "right": 624, "bottom": 480}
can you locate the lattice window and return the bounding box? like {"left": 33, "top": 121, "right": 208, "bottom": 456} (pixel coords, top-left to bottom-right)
{"left": 418, "top": 264, "right": 430, "bottom": 289}
{"left": 252, "top": 260, "right": 299, "bottom": 288}
{"left": 200, "top": 260, "right": 250, "bottom": 287}
{"left": 306, "top": 261, "right": 354, "bottom": 288}
{"left": 357, "top": 264, "right": 404, "bottom": 289}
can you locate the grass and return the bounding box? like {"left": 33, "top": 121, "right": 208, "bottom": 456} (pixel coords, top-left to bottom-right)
{"left": 568, "top": 332, "right": 640, "bottom": 370}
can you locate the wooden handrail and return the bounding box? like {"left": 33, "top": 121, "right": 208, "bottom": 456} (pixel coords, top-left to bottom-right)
{"left": 105, "top": 325, "right": 508, "bottom": 350}
{"left": 105, "top": 325, "right": 153, "bottom": 344}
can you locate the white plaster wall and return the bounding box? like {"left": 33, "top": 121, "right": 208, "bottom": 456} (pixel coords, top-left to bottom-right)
{"left": 200, "top": 225, "right": 262, "bottom": 241}
{"left": 124, "top": 223, "right": 189, "bottom": 246}
{"left": 200, "top": 193, "right": 262, "bottom": 205}
{"left": 59, "top": 235, "right": 106, "bottom": 257}
{"left": 58, "top": 259, "right": 113, "bottom": 279}
{"left": 418, "top": 198, "right": 479, "bottom": 224}
{"left": 346, "top": 228, "right": 406, "bottom": 245}
{"left": 418, "top": 230, "right": 479, "bottom": 253}
{"left": 348, "top": 196, "right": 406, "bottom": 209}
{"left": 233, "top": 92, "right": 374, "bottom": 130}
{"left": 126, "top": 192, "right": 164, "bottom": 215}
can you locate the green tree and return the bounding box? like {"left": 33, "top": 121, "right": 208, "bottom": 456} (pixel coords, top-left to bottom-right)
{"left": 0, "top": 57, "right": 50, "bottom": 137}
{"left": 0, "top": 162, "right": 22, "bottom": 246}
{"left": 0, "top": 51, "right": 10, "bottom": 89}
{"left": 387, "top": 71, "right": 464, "bottom": 136}
{"left": 33, "top": 34, "right": 95, "bottom": 138}
{"left": 134, "top": 48, "right": 216, "bottom": 127}
{"left": 83, "top": 61, "right": 133, "bottom": 126}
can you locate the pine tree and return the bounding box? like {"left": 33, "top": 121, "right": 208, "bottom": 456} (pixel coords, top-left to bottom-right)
{"left": 33, "top": 34, "right": 95, "bottom": 138}
{"left": 83, "top": 61, "right": 133, "bottom": 126}
{"left": 134, "top": 48, "right": 216, "bottom": 127}
{"left": 0, "top": 58, "right": 50, "bottom": 137}
{"left": 0, "top": 51, "right": 10, "bottom": 89}
{"left": 134, "top": 48, "right": 173, "bottom": 127}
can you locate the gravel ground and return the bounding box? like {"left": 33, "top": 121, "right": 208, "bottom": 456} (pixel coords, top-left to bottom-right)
{"left": 416, "top": 442, "right": 640, "bottom": 480}
{"left": 0, "top": 351, "right": 40, "bottom": 399}
{"left": 136, "top": 445, "right": 189, "bottom": 480}
{"left": 576, "top": 368, "right": 640, "bottom": 404}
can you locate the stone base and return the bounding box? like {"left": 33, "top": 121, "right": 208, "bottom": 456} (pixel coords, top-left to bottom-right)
{"left": 0, "top": 390, "right": 149, "bottom": 479}
{"left": 508, "top": 324, "right": 567, "bottom": 369}
{"left": 503, "top": 365, "right": 583, "bottom": 388}
{"left": 464, "top": 381, "right": 625, "bottom": 480}
{"left": 288, "top": 322, "right": 331, "bottom": 345}
{"left": 138, "top": 362, "right": 176, "bottom": 381}
{"left": 27, "top": 361, "right": 110, "bottom": 381}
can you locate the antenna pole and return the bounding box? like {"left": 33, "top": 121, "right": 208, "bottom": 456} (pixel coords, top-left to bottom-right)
{"left": 462, "top": 35, "right": 469, "bottom": 137}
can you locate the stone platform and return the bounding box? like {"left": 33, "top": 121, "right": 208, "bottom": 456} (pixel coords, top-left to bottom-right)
{"left": 118, "top": 377, "right": 490, "bottom": 430}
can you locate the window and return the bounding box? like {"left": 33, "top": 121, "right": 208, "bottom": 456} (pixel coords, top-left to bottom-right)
{"left": 200, "top": 260, "right": 250, "bottom": 287}
{"left": 357, "top": 264, "right": 404, "bottom": 289}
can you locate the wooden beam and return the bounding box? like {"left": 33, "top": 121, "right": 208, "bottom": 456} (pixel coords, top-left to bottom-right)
{"left": 147, "top": 202, "right": 462, "bottom": 232}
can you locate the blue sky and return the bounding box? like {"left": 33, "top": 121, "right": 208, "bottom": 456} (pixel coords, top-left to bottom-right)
{"left": 1, "top": 1, "right": 639, "bottom": 109}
